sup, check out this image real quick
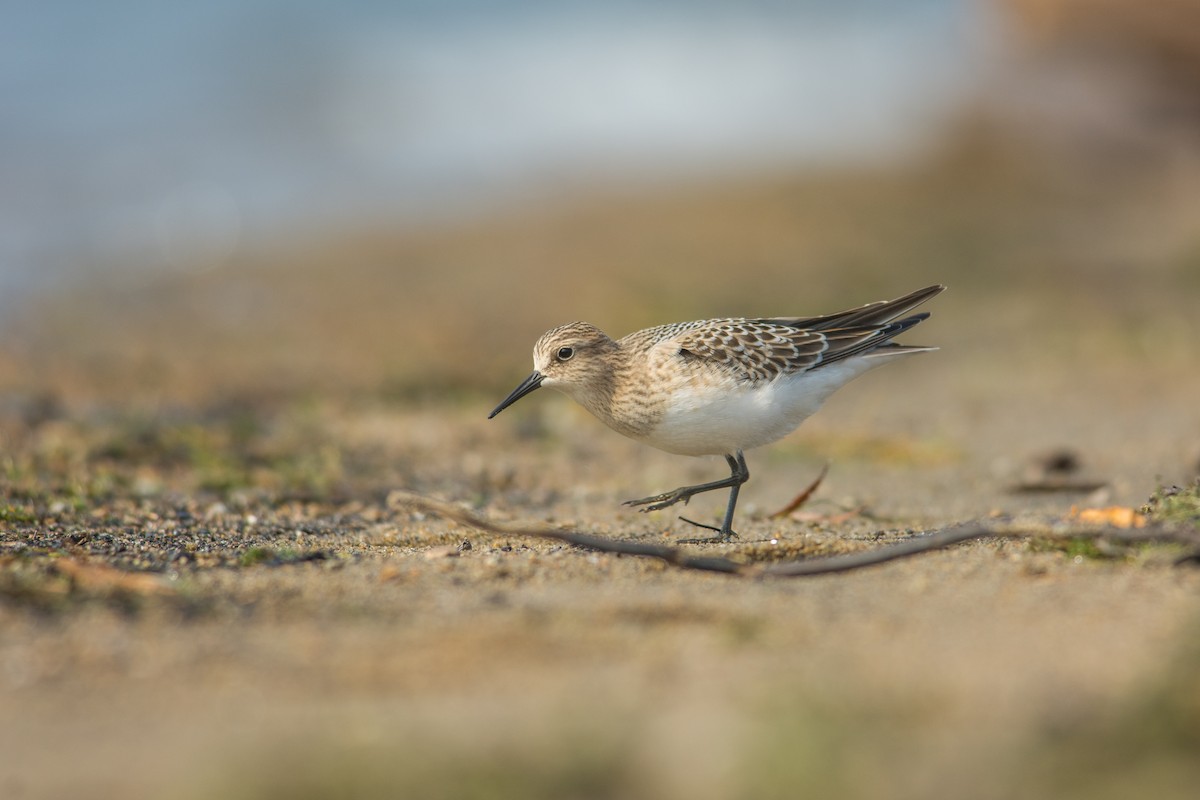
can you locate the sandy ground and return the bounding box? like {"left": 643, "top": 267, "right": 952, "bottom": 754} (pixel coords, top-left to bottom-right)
{"left": 2, "top": 148, "right": 1200, "bottom": 798}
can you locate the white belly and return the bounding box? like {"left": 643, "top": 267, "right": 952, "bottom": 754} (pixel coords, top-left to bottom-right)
{"left": 639, "top": 358, "right": 879, "bottom": 456}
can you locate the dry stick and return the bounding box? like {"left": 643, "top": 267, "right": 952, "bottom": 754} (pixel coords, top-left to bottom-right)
{"left": 756, "top": 523, "right": 996, "bottom": 577}
{"left": 389, "top": 490, "right": 744, "bottom": 574}
{"left": 388, "top": 491, "right": 1200, "bottom": 578}
{"left": 756, "top": 521, "right": 1200, "bottom": 576}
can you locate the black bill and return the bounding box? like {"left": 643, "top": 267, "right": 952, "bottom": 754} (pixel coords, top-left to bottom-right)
{"left": 488, "top": 371, "right": 544, "bottom": 418}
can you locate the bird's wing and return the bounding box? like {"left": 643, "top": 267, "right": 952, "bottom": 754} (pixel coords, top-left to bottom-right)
{"left": 672, "top": 315, "right": 931, "bottom": 384}
{"left": 765, "top": 284, "right": 944, "bottom": 331}
{"left": 672, "top": 321, "right": 829, "bottom": 383}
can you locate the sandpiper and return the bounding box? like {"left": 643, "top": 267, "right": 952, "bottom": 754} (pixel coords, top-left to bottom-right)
{"left": 489, "top": 285, "right": 944, "bottom": 541}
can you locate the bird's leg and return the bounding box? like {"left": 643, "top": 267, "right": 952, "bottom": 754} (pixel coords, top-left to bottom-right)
{"left": 678, "top": 451, "right": 748, "bottom": 543}
{"left": 624, "top": 452, "right": 745, "bottom": 511}
{"left": 626, "top": 451, "right": 749, "bottom": 543}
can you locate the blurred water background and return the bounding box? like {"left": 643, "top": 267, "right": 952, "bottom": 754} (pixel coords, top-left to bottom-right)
{"left": 2, "top": 0, "right": 980, "bottom": 305}
{"left": 2, "top": 0, "right": 1199, "bottom": 403}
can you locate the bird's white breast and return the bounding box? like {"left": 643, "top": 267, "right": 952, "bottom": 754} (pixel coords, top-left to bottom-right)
{"left": 640, "top": 357, "right": 880, "bottom": 456}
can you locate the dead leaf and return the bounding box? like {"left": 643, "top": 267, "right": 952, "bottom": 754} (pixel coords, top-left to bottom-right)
{"left": 423, "top": 544, "right": 461, "bottom": 560}
{"left": 1068, "top": 506, "right": 1146, "bottom": 528}
{"left": 53, "top": 558, "right": 173, "bottom": 595}
{"left": 768, "top": 463, "right": 829, "bottom": 519}
{"left": 378, "top": 564, "right": 407, "bottom": 583}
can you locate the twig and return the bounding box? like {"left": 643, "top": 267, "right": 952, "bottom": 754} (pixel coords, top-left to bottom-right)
{"left": 758, "top": 519, "right": 1200, "bottom": 576}
{"left": 388, "top": 490, "right": 743, "bottom": 574}
{"left": 755, "top": 523, "right": 995, "bottom": 576}
{"left": 387, "top": 491, "right": 1200, "bottom": 579}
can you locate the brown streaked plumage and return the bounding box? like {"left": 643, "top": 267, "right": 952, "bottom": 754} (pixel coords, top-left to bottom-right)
{"left": 490, "top": 285, "right": 945, "bottom": 541}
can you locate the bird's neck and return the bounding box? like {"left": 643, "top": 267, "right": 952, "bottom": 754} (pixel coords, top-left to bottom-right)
{"left": 568, "top": 346, "right": 660, "bottom": 439}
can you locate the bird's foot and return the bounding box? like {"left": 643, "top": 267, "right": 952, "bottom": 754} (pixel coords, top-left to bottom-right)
{"left": 622, "top": 487, "right": 698, "bottom": 513}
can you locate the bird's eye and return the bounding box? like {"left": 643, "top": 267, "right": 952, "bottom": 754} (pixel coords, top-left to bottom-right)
{"left": 556, "top": 346, "right": 575, "bottom": 361}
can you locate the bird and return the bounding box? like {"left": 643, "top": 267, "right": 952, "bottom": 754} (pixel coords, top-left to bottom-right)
{"left": 488, "top": 284, "right": 944, "bottom": 541}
